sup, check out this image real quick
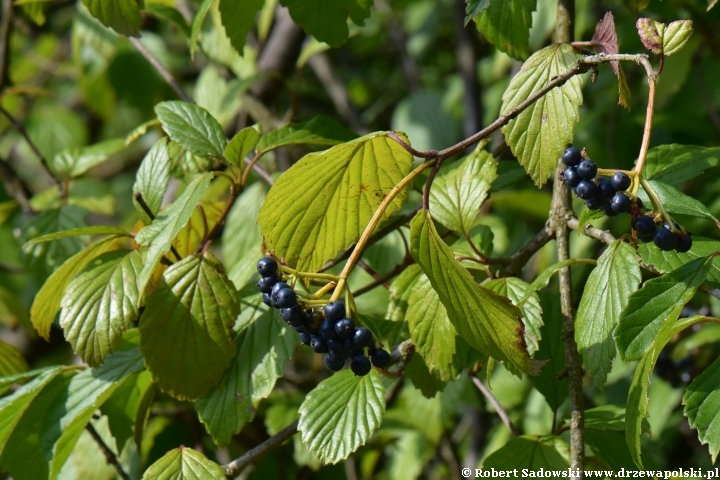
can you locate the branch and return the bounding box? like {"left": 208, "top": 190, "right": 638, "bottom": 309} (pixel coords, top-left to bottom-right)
{"left": 130, "top": 37, "right": 194, "bottom": 103}
{"left": 223, "top": 420, "right": 299, "bottom": 478}
{"left": 86, "top": 423, "right": 130, "bottom": 480}
{"left": 566, "top": 216, "right": 616, "bottom": 245}
{"left": 469, "top": 373, "right": 519, "bottom": 436}
{"left": 498, "top": 225, "right": 556, "bottom": 277}
{"left": 0, "top": 105, "right": 58, "bottom": 185}
{"left": 0, "top": 0, "right": 12, "bottom": 90}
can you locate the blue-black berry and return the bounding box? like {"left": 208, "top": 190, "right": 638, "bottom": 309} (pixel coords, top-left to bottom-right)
{"left": 585, "top": 197, "right": 605, "bottom": 211}
{"left": 275, "top": 288, "right": 297, "bottom": 308}
{"left": 577, "top": 159, "right": 598, "bottom": 180}
{"left": 257, "top": 257, "right": 278, "bottom": 277}
{"left": 299, "top": 332, "right": 312, "bottom": 345}
{"left": 310, "top": 335, "right": 329, "bottom": 353}
{"left": 676, "top": 234, "right": 692, "bottom": 253}
{"left": 562, "top": 146, "right": 582, "bottom": 167}
{"left": 335, "top": 318, "right": 355, "bottom": 338}
{"left": 350, "top": 355, "right": 372, "bottom": 376}
{"left": 326, "top": 338, "right": 346, "bottom": 355}
{"left": 611, "top": 172, "right": 632, "bottom": 191}
{"left": 324, "top": 353, "right": 345, "bottom": 371}
{"left": 271, "top": 282, "right": 289, "bottom": 297}
{"left": 564, "top": 167, "right": 581, "bottom": 188}
{"left": 598, "top": 179, "right": 616, "bottom": 201}
{"left": 610, "top": 193, "right": 631, "bottom": 213}
{"left": 634, "top": 216, "right": 656, "bottom": 236}
{"left": 353, "top": 328, "right": 373, "bottom": 349}
{"left": 281, "top": 305, "right": 306, "bottom": 326}
{"left": 575, "top": 180, "right": 598, "bottom": 200}
{"left": 257, "top": 276, "right": 278, "bottom": 293}
{"left": 600, "top": 203, "right": 618, "bottom": 217}
{"left": 370, "top": 349, "right": 391, "bottom": 368}
{"left": 654, "top": 226, "right": 678, "bottom": 251}
{"left": 319, "top": 319, "right": 338, "bottom": 339}
{"left": 324, "top": 301, "right": 345, "bottom": 322}
{"left": 262, "top": 293, "right": 272, "bottom": 307}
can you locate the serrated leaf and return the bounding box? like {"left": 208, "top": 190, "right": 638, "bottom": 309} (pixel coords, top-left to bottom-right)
{"left": 299, "top": 369, "right": 386, "bottom": 464}
{"left": 224, "top": 124, "right": 261, "bottom": 167}
{"left": 59, "top": 250, "right": 142, "bottom": 367}
{"left": 50, "top": 138, "right": 125, "bottom": 179}
{"left": 0, "top": 340, "right": 29, "bottom": 378}
{"left": 139, "top": 254, "right": 238, "bottom": 400}
{"left": 684, "top": 355, "right": 720, "bottom": 462}
{"left": 576, "top": 241, "right": 641, "bottom": 389}
{"left": 501, "top": 44, "right": 583, "bottom": 187}
{"left": 638, "top": 180, "right": 720, "bottom": 228}
{"left": 464, "top": 0, "right": 490, "bottom": 26}
{"left": 258, "top": 132, "right": 413, "bottom": 273}
{"left": 133, "top": 138, "right": 172, "bottom": 224}
{"left": 475, "top": 0, "right": 536, "bottom": 60}
{"left": 279, "top": 0, "right": 372, "bottom": 47}
{"left": 256, "top": 115, "right": 357, "bottom": 153}
{"left": 386, "top": 264, "right": 423, "bottom": 321}
{"left": 81, "top": 0, "right": 141, "bottom": 36}
{"left": 591, "top": 12, "right": 620, "bottom": 75}
{"left": 196, "top": 294, "right": 296, "bottom": 447}
{"left": 20, "top": 206, "right": 87, "bottom": 274}
{"left": 530, "top": 293, "right": 567, "bottom": 410}
{"left": 155, "top": 101, "right": 226, "bottom": 160}
{"left": 575, "top": 208, "right": 605, "bottom": 237}
{"left": 662, "top": 20, "right": 693, "bottom": 56}
{"left": 638, "top": 237, "right": 720, "bottom": 290}
{"left": 217, "top": 0, "right": 264, "bottom": 55}
{"left": 406, "top": 274, "right": 456, "bottom": 374}
{"left": 190, "top": 0, "right": 214, "bottom": 59}
{"left": 643, "top": 144, "right": 720, "bottom": 184}
{"left": 637, "top": 18, "right": 662, "bottom": 55}
{"left": 618, "top": 63, "right": 632, "bottom": 109}
{"left": 429, "top": 146, "right": 497, "bottom": 235}
{"left": 627, "top": 315, "right": 704, "bottom": 468}
{"left": 30, "top": 236, "right": 119, "bottom": 340}
{"left": 482, "top": 435, "right": 569, "bottom": 469}
{"left": 135, "top": 173, "right": 212, "bottom": 295}
{"left": 485, "top": 277, "right": 543, "bottom": 355}
{"left": 410, "top": 210, "right": 538, "bottom": 375}
{"left": 142, "top": 446, "right": 225, "bottom": 479}
{"left": 615, "top": 256, "right": 713, "bottom": 361}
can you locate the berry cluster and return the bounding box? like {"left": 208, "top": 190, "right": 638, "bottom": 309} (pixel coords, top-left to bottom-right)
{"left": 562, "top": 146, "right": 692, "bottom": 253}
{"left": 255, "top": 257, "right": 391, "bottom": 376}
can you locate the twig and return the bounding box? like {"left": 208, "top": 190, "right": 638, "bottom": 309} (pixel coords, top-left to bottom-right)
{"left": 86, "top": 423, "right": 130, "bottom": 480}
{"left": 356, "top": 259, "right": 390, "bottom": 289}
{"left": 0, "top": 0, "right": 12, "bottom": 89}
{"left": 198, "top": 183, "right": 239, "bottom": 253}
{"left": 353, "top": 256, "right": 414, "bottom": 297}
{"left": 566, "top": 216, "right": 616, "bottom": 245}
{"left": 498, "top": 225, "right": 556, "bottom": 277}
{"left": 223, "top": 420, "right": 299, "bottom": 478}
{"left": 0, "top": 105, "right": 58, "bottom": 185}
{"left": 130, "top": 37, "right": 194, "bottom": 103}
{"left": 469, "top": 373, "right": 519, "bottom": 436}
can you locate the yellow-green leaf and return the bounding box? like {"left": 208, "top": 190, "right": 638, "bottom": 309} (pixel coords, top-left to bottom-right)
{"left": 142, "top": 446, "right": 225, "bottom": 479}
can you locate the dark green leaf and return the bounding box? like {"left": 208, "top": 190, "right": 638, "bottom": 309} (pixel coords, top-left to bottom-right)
{"left": 225, "top": 124, "right": 261, "bottom": 167}
{"left": 530, "top": 293, "right": 568, "bottom": 411}
{"left": 279, "top": 0, "right": 372, "bottom": 47}
{"left": 643, "top": 144, "right": 720, "bottom": 185}
{"left": 143, "top": 3, "right": 190, "bottom": 36}
{"left": 576, "top": 208, "right": 605, "bottom": 236}
{"left": 684, "top": 354, "right": 720, "bottom": 462}
{"left": 81, "top": 0, "right": 141, "bottom": 36}
{"left": 20, "top": 206, "right": 87, "bottom": 274}
{"left": 404, "top": 353, "right": 447, "bottom": 398}
{"left": 139, "top": 253, "right": 238, "bottom": 400}
{"left": 482, "top": 435, "right": 569, "bottom": 469}
{"left": 576, "top": 241, "right": 641, "bottom": 388}
{"left": 485, "top": 277, "right": 543, "bottom": 356}
{"left": 638, "top": 180, "right": 720, "bottom": 229}
{"left": 475, "top": 0, "right": 536, "bottom": 60}
{"left": 585, "top": 428, "right": 637, "bottom": 471}
{"left": 218, "top": 0, "right": 264, "bottom": 56}
{"left": 133, "top": 138, "right": 172, "bottom": 224}
{"left": 256, "top": 115, "right": 357, "bottom": 153}
{"left": 584, "top": 405, "right": 649, "bottom": 433}
{"left": 155, "top": 101, "right": 226, "bottom": 160}
{"left": 100, "top": 370, "right": 153, "bottom": 449}
{"left": 141, "top": 446, "right": 225, "bottom": 479}
{"left": 638, "top": 237, "right": 720, "bottom": 290}
{"left": 465, "top": 0, "right": 491, "bottom": 26}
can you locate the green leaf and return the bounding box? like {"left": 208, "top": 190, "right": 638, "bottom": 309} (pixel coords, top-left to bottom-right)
{"left": 404, "top": 353, "right": 447, "bottom": 398}
{"left": 59, "top": 250, "right": 142, "bottom": 367}
{"left": 141, "top": 446, "right": 225, "bottom": 479}
{"left": 196, "top": 294, "right": 296, "bottom": 447}
{"left": 410, "top": 210, "right": 539, "bottom": 375}
{"left": 662, "top": 20, "right": 693, "bottom": 56}
{"left": 298, "top": 369, "right": 386, "bottom": 464}
{"left": 100, "top": 370, "right": 153, "bottom": 449}
{"left": 576, "top": 241, "right": 642, "bottom": 388}
{"left": 575, "top": 208, "right": 605, "bottom": 236}
{"left": 482, "top": 435, "right": 569, "bottom": 469}
{"left": 20, "top": 206, "right": 87, "bottom": 274}
{"left": 638, "top": 237, "right": 720, "bottom": 290}
{"left": 81, "top": 0, "right": 141, "bottom": 36}
{"left": 643, "top": 144, "right": 720, "bottom": 185}
{"left": 258, "top": 132, "right": 413, "bottom": 273}
{"left": 135, "top": 173, "right": 213, "bottom": 295}
{"left": 224, "top": 124, "right": 261, "bottom": 167}
{"left": 518, "top": 258, "right": 597, "bottom": 306}
{"left": 143, "top": 3, "right": 190, "bottom": 36}
{"left": 155, "top": 101, "right": 226, "bottom": 160}
{"left": 530, "top": 293, "right": 568, "bottom": 411}
{"left": 23, "top": 226, "right": 128, "bottom": 247}
{"left": 223, "top": 182, "right": 267, "bottom": 289}
{"left": 615, "top": 256, "right": 713, "bottom": 361}
{"left": 30, "top": 236, "right": 119, "bottom": 340}
{"left": 279, "top": 0, "right": 372, "bottom": 47}
{"left": 406, "top": 274, "right": 456, "bottom": 374}
{"left": 133, "top": 138, "right": 172, "bottom": 224}
{"left": 638, "top": 180, "right": 720, "bottom": 229}
{"left": 485, "top": 277, "right": 543, "bottom": 356}
{"left": 386, "top": 264, "right": 423, "bottom": 322}
{"left": 50, "top": 138, "right": 125, "bottom": 179}
{"left": 637, "top": 18, "right": 663, "bottom": 55}
{"left": 584, "top": 405, "right": 649, "bottom": 432}
{"left": 465, "top": 0, "right": 491, "bottom": 26}
{"left": 684, "top": 355, "right": 720, "bottom": 462}
{"left": 475, "top": 0, "right": 536, "bottom": 60}
{"left": 139, "top": 253, "right": 238, "bottom": 400}
{"left": 256, "top": 115, "right": 357, "bottom": 153}
{"left": 500, "top": 43, "right": 583, "bottom": 187}
{"left": 626, "top": 315, "right": 704, "bottom": 468}
{"left": 0, "top": 340, "right": 29, "bottom": 378}
{"left": 218, "top": 0, "right": 264, "bottom": 56}
{"left": 190, "top": 0, "right": 215, "bottom": 59}
{"left": 429, "top": 146, "right": 497, "bottom": 236}
{"left": 585, "top": 428, "right": 638, "bottom": 471}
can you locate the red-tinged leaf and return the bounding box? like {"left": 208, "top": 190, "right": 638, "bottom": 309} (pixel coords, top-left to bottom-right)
{"left": 637, "top": 18, "right": 663, "bottom": 55}
{"left": 591, "top": 12, "right": 620, "bottom": 76}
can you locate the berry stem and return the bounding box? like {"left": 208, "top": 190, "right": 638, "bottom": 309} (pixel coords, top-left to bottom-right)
{"left": 278, "top": 265, "right": 341, "bottom": 282}
{"left": 633, "top": 76, "right": 657, "bottom": 177}
{"left": 310, "top": 281, "right": 337, "bottom": 299}
{"left": 639, "top": 177, "right": 680, "bottom": 232}
{"left": 596, "top": 168, "right": 635, "bottom": 177}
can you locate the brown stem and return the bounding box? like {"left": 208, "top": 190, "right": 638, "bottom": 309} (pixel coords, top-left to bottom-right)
{"left": 197, "top": 183, "right": 239, "bottom": 254}
{"left": 0, "top": 0, "right": 12, "bottom": 90}
{"left": 498, "top": 225, "right": 556, "bottom": 277}
{"left": 633, "top": 78, "right": 656, "bottom": 176}
{"left": 222, "top": 420, "right": 299, "bottom": 477}
{"left": 422, "top": 162, "right": 440, "bottom": 210}
{"left": 241, "top": 152, "right": 264, "bottom": 186}
{"left": 130, "top": 37, "right": 193, "bottom": 103}
{"left": 352, "top": 256, "right": 414, "bottom": 297}
{"left": 356, "top": 259, "right": 390, "bottom": 289}
{"left": 86, "top": 423, "right": 130, "bottom": 480}
{"left": 469, "top": 373, "right": 519, "bottom": 436}
{"left": 0, "top": 105, "right": 58, "bottom": 185}
{"left": 198, "top": 203, "right": 209, "bottom": 241}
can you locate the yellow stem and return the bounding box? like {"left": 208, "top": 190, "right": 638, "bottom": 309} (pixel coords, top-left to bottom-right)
{"left": 279, "top": 265, "right": 340, "bottom": 282}
{"left": 596, "top": 168, "right": 636, "bottom": 177}
{"left": 633, "top": 78, "right": 657, "bottom": 176}
{"left": 311, "top": 281, "right": 337, "bottom": 299}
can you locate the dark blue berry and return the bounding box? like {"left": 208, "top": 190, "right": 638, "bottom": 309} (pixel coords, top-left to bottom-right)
{"left": 634, "top": 216, "right": 656, "bottom": 236}
{"left": 654, "top": 227, "right": 678, "bottom": 251}
{"left": 271, "top": 282, "right": 289, "bottom": 296}
{"left": 310, "top": 335, "right": 329, "bottom": 353}
{"left": 353, "top": 328, "right": 373, "bottom": 349}
{"left": 324, "top": 353, "right": 345, "bottom": 371}
{"left": 585, "top": 197, "right": 605, "bottom": 210}
{"left": 326, "top": 338, "right": 346, "bottom": 355}
{"left": 611, "top": 172, "right": 631, "bottom": 191}
{"left": 597, "top": 179, "right": 616, "bottom": 201}
{"left": 600, "top": 203, "right": 618, "bottom": 217}
{"left": 299, "top": 332, "right": 312, "bottom": 345}
{"left": 350, "top": 355, "right": 372, "bottom": 376}
{"left": 575, "top": 180, "right": 598, "bottom": 199}
{"left": 324, "top": 301, "right": 345, "bottom": 322}
{"left": 257, "top": 257, "right": 278, "bottom": 277}
{"left": 577, "top": 159, "right": 597, "bottom": 180}
{"left": 635, "top": 197, "right": 644, "bottom": 211}
{"left": 610, "top": 193, "right": 631, "bottom": 213}
{"left": 676, "top": 234, "right": 692, "bottom": 253}
{"left": 343, "top": 337, "right": 359, "bottom": 353}
{"left": 370, "top": 349, "right": 391, "bottom": 368}
{"left": 319, "top": 319, "right": 338, "bottom": 339}
{"left": 281, "top": 305, "right": 306, "bottom": 325}
{"left": 562, "top": 146, "right": 582, "bottom": 167}
{"left": 262, "top": 293, "right": 272, "bottom": 307}
{"left": 335, "top": 318, "right": 355, "bottom": 338}
{"left": 275, "top": 288, "right": 297, "bottom": 308}
{"left": 564, "top": 167, "right": 581, "bottom": 188}
{"left": 257, "top": 275, "right": 278, "bottom": 293}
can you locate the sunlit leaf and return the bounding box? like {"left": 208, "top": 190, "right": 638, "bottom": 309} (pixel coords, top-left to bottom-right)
{"left": 256, "top": 115, "right": 357, "bottom": 153}
{"left": 81, "top": 0, "right": 141, "bottom": 36}
{"left": 155, "top": 101, "right": 226, "bottom": 161}
{"left": 133, "top": 138, "right": 172, "bottom": 225}
{"left": 141, "top": 446, "right": 225, "bottom": 479}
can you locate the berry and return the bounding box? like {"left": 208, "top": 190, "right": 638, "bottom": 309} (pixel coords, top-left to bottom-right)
{"left": 257, "top": 275, "right": 278, "bottom": 293}
{"left": 610, "top": 193, "right": 631, "bottom": 213}
{"left": 343, "top": 337, "right": 359, "bottom": 353}
{"left": 262, "top": 293, "right": 272, "bottom": 307}
{"left": 335, "top": 318, "right": 355, "bottom": 338}
{"left": 635, "top": 197, "right": 644, "bottom": 211}
{"left": 353, "top": 328, "right": 373, "bottom": 349}
{"left": 319, "top": 319, "right": 338, "bottom": 339}
{"left": 310, "top": 335, "right": 329, "bottom": 353}
{"left": 611, "top": 172, "right": 632, "bottom": 191}
{"left": 562, "top": 146, "right": 582, "bottom": 167}
{"left": 370, "top": 349, "right": 391, "bottom": 368}
{"left": 324, "top": 301, "right": 345, "bottom": 322}
{"left": 281, "top": 305, "right": 306, "bottom": 325}
{"left": 326, "top": 338, "right": 346, "bottom": 355}
{"left": 676, "top": 234, "right": 693, "bottom": 253}
{"left": 634, "top": 216, "right": 656, "bottom": 236}
{"left": 600, "top": 203, "right": 618, "bottom": 217}
{"left": 275, "top": 288, "right": 297, "bottom": 308}
{"left": 299, "top": 332, "right": 312, "bottom": 345}
{"left": 324, "top": 353, "right": 345, "bottom": 371}
{"left": 564, "top": 167, "right": 581, "bottom": 188}
{"left": 257, "top": 257, "right": 278, "bottom": 277}
{"left": 654, "top": 227, "right": 678, "bottom": 251}
{"left": 350, "top": 355, "right": 372, "bottom": 376}
{"left": 575, "top": 180, "right": 598, "bottom": 199}
{"left": 598, "top": 179, "right": 616, "bottom": 201}
{"left": 577, "top": 159, "right": 598, "bottom": 180}
{"left": 271, "top": 282, "right": 289, "bottom": 297}
{"left": 585, "top": 197, "right": 605, "bottom": 211}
